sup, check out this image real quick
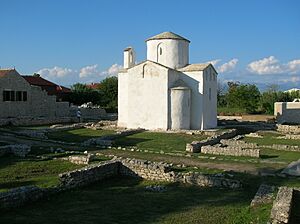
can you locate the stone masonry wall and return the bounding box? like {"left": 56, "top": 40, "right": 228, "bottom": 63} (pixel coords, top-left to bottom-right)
{"left": 201, "top": 145, "right": 260, "bottom": 158}
{"left": 270, "top": 187, "right": 294, "bottom": 224}
{"left": 0, "top": 158, "right": 242, "bottom": 209}
{"left": 0, "top": 144, "right": 31, "bottom": 157}
{"left": 59, "top": 161, "right": 119, "bottom": 188}
{"left": 277, "top": 124, "right": 300, "bottom": 134}
{"left": 0, "top": 186, "right": 45, "bottom": 209}
{"left": 119, "top": 158, "right": 176, "bottom": 182}
{"left": 186, "top": 129, "right": 238, "bottom": 153}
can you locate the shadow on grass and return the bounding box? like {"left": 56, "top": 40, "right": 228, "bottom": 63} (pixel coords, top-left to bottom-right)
{"left": 0, "top": 180, "right": 37, "bottom": 191}
{"left": 0, "top": 176, "right": 260, "bottom": 224}
{"left": 113, "top": 137, "right": 151, "bottom": 147}
{"left": 260, "top": 154, "right": 279, "bottom": 159}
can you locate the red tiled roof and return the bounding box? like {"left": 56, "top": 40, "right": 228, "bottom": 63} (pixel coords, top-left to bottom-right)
{"left": 86, "top": 83, "right": 101, "bottom": 90}
{"left": 56, "top": 85, "right": 71, "bottom": 93}
{"left": 0, "top": 69, "right": 19, "bottom": 78}
{"left": 22, "top": 76, "right": 57, "bottom": 87}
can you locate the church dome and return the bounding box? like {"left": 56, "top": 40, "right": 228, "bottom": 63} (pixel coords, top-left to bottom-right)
{"left": 146, "top": 32, "right": 190, "bottom": 69}
{"left": 145, "top": 31, "right": 190, "bottom": 43}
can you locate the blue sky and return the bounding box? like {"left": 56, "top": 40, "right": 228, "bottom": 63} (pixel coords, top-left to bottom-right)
{"left": 0, "top": 0, "right": 299, "bottom": 90}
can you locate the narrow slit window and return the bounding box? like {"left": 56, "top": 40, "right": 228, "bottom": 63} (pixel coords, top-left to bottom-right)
{"left": 23, "top": 91, "right": 27, "bottom": 101}
{"left": 16, "top": 91, "right": 22, "bottom": 101}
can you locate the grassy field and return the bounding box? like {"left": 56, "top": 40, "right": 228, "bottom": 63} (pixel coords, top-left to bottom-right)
{"left": 0, "top": 176, "right": 271, "bottom": 224}
{"left": 47, "top": 128, "right": 115, "bottom": 143}
{"left": 113, "top": 131, "right": 207, "bottom": 153}
{"left": 0, "top": 154, "right": 84, "bottom": 192}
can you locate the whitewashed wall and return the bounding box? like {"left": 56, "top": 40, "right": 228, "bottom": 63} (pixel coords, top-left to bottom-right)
{"left": 118, "top": 61, "right": 169, "bottom": 130}
{"left": 146, "top": 39, "right": 189, "bottom": 69}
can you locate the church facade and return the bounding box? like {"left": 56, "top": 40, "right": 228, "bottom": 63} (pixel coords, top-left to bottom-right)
{"left": 118, "top": 32, "right": 217, "bottom": 130}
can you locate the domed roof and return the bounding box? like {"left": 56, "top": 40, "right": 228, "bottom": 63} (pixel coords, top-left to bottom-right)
{"left": 146, "top": 31, "right": 190, "bottom": 43}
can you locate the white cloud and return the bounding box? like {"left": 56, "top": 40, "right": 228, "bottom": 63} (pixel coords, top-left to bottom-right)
{"left": 79, "top": 64, "right": 99, "bottom": 78}
{"left": 37, "top": 66, "right": 73, "bottom": 78}
{"left": 247, "top": 56, "right": 283, "bottom": 75}
{"left": 247, "top": 56, "right": 300, "bottom": 75}
{"left": 36, "top": 63, "right": 122, "bottom": 86}
{"left": 287, "top": 59, "right": 300, "bottom": 74}
{"left": 218, "top": 58, "right": 238, "bottom": 73}
{"left": 102, "top": 63, "right": 123, "bottom": 76}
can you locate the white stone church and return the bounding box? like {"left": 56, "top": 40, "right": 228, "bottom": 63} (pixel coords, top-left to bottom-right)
{"left": 118, "top": 31, "right": 217, "bottom": 130}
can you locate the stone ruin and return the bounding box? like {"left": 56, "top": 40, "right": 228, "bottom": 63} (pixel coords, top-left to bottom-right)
{"left": 0, "top": 144, "right": 31, "bottom": 157}
{"left": 0, "top": 158, "right": 242, "bottom": 209}
{"left": 186, "top": 130, "right": 260, "bottom": 158}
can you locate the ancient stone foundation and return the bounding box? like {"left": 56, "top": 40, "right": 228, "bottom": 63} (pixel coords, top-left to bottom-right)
{"left": 270, "top": 187, "right": 294, "bottom": 224}
{"left": 0, "top": 158, "right": 242, "bottom": 209}
{"left": 277, "top": 124, "right": 300, "bottom": 134}
{"left": 186, "top": 129, "right": 238, "bottom": 153}
{"left": 0, "top": 144, "right": 31, "bottom": 157}
{"left": 201, "top": 145, "right": 260, "bottom": 158}
{"left": 250, "top": 184, "right": 275, "bottom": 207}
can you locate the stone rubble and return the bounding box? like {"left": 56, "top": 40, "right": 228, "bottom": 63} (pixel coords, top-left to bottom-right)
{"left": 186, "top": 129, "right": 238, "bottom": 153}
{"left": 277, "top": 124, "right": 300, "bottom": 134}
{"left": 270, "top": 187, "right": 294, "bottom": 224}
{"left": 250, "top": 184, "right": 275, "bottom": 207}
{"left": 0, "top": 144, "right": 31, "bottom": 157}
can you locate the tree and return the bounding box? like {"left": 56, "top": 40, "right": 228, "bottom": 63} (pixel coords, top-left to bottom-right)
{"left": 97, "top": 76, "right": 118, "bottom": 111}
{"left": 225, "top": 82, "right": 260, "bottom": 113}
{"left": 217, "top": 81, "right": 227, "bottom": 107}
{"left": 69, "top": 83, "right": 102, "bottom": 106}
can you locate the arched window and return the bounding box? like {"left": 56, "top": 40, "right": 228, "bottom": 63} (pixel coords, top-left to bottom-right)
{"left": 209, "top": 88, "right": 212, "bottom": 101}
{"left": 157, "top": 43, "right": 163, "bottom": 62}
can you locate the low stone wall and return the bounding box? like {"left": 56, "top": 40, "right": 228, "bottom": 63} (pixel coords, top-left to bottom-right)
{"left": 263, "top": 144, "right": 300, "bottom": 152}
{"left": 80, "top": 108, "right": 107, "bottom": 120}
{"left": 186, "top": 129, "right": 238, "bottom": 153}
{"left": 220, "top": 139, "right": 258, "bottom": 148}
{"left": 276, "top": 124, "right": 300, "bottom": 134}
{"left": 0, "top": 144, "right": 31, "bottom": 157}
{"left": 49, "top": 123, "right": 91, "bottom": 132}
{"left": 119, "top": 158, "right": 175, "bottom": 182}
{"left": 59, "top": 161, "right": 119, "bottom": 188}
{"left": 65, "top": 154, "right": 94, "bottom": 165}
{"left": 270, "top": 187, "right": 294, "bottom": 224}
{"left": 201, "top": 145, "right": 260, "bottom": 158}
{"left": 0, "top": 186, "right": 45, "bottom": 209}
{"left": 1, "top": 158, "right": 242, "bottom": 209}
{"left": 277, "top": 134, "right": 300, "bottom": 140}
{"left": 250, "top": 184, "right": 275, "bottom": 207}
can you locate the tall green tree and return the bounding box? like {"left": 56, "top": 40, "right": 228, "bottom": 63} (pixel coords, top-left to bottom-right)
{"left": 225, "top": 82, "right": 261, "bottom": 113}
{"left": 97, "top": 76, "right": 118, "bottom": 111}
{"left": 69, "top": 83, "right": 102, "bottom": 106}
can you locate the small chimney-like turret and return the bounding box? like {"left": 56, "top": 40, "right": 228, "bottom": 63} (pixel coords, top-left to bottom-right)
{"left": 123, "top": 47, "right": 135, "bottom": 69}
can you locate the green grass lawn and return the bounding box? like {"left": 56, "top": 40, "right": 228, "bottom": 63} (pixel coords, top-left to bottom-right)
{"left": 113, "top": 131, "right": 207, "bottom": 153}
{"left": 244, "top": 131, "right": 300, "bottom": 147}
{"left": 47, "top": 128, "right": 115, "bottom": 143}
{"left": 260, "top": 148, "right": 300, "bottom": 164}
{"left": 0, "top": 176, "right": 271, "bottom": 224}
{"left": 0, "top": 155, "right": 84, "bottom": 192}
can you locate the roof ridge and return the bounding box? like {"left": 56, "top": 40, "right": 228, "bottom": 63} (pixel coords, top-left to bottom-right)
{"left": 146, "top": 31, "right": 190, "bottom": 42}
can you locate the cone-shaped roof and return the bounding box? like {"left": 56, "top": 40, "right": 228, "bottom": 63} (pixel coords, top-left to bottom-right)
{"left": 146, "top": 31, "right": 190, "bottom": 43}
